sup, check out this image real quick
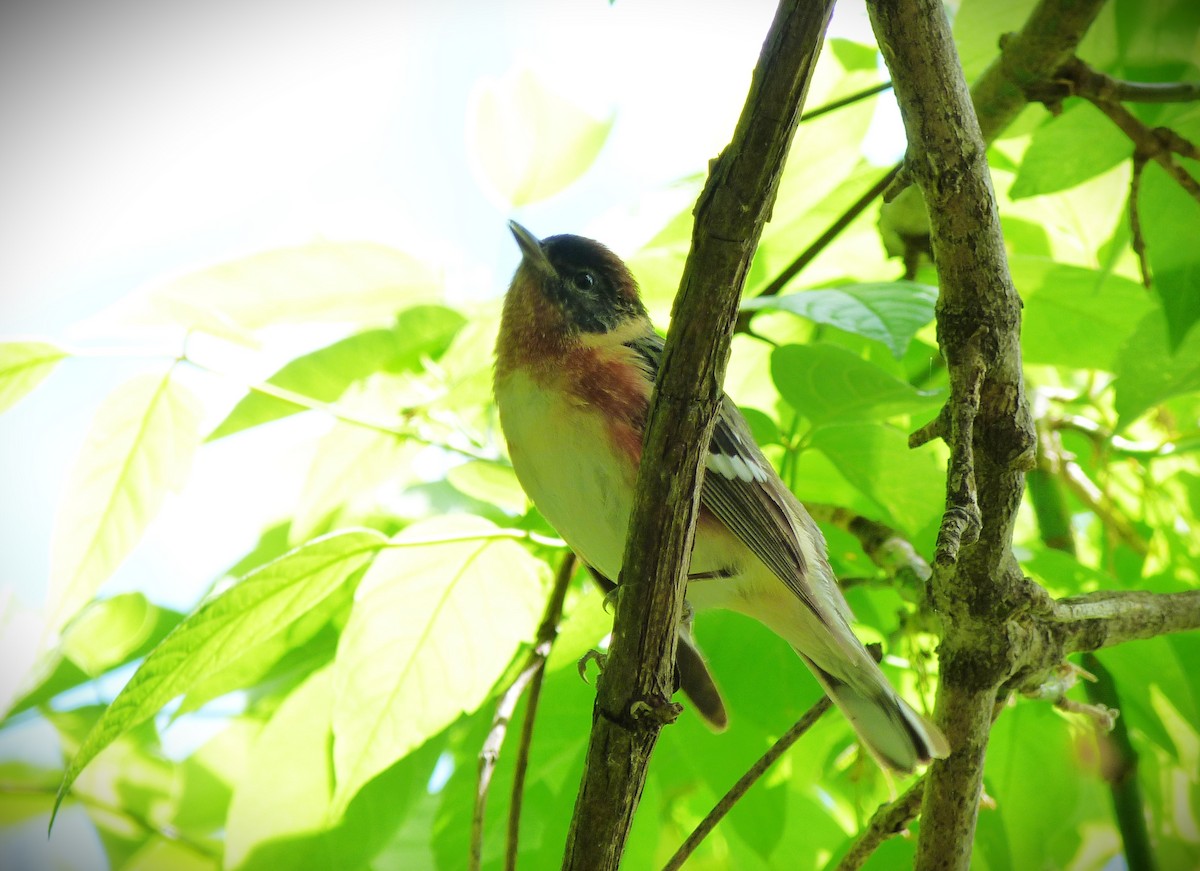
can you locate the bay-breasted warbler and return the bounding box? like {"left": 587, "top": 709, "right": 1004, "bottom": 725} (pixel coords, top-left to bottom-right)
{"left": 494, "top": 221, "right": 949, "bottom": 771}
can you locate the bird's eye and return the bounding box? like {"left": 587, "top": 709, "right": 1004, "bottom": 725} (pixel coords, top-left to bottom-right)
{"left": 572, "top": 272, "right": 596, "bottom": 291}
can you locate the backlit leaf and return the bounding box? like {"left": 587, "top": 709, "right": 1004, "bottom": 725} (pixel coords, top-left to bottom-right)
{"left": 53, "top": 530, "right": 387, "bottom": 825}
{"left": 331, "top": 516, "right": 545, "bottom": 814}
{"left": 98, "top": 242, "right": 440, "bottom": 340}
{"left": 45, "top": 369, "right": 201, "bottom": 641}
{"left": 1015, "top": 258, "right": 1154, "bottom": 370}
{"left": 1113, "top": 311, "right": 1200, "bottom": 427}
{"left": 209, "top": 306, "right": 464, "bottom": 440}
{"left": 745, "top": 282, "right": 937, "bottom": 358}
{"left": 771, "top": 344, "right": 942, "bottom": 426}
{"left": 0, "top": 340, "right": 67, "bottom": 414}
{"left": 469, "top": 68, "right": 613, "bottom": 206}
{"left": 1010, "top": 101, "right": 1131, "bottom": 199}
{"left": 1140, "top": 162, "right": 1200, "bottom": 350}
{"left": 809, "top": 423, "right": 945, "bottom": 534}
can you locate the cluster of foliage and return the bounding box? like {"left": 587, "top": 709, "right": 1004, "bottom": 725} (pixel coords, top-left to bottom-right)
{"left": 2, "top": 1, "right": 1199, "bottom": 868}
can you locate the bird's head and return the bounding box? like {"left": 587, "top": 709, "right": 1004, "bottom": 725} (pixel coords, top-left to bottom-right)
{"left": 505, "top": 221, "right": 647, "bottom": 337}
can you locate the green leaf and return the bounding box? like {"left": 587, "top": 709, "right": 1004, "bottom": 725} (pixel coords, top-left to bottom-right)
{"left": 1010, "top": 102, "right": 1131, "bottom": 199}
{"left": 52, "top": 530, "right": 388, "bottom": 826}
{"left": 809, "top": 423, "right": 945, "bottom": 534}
{"left": 468, "top": 68, "right": 613, "bottom": 206}
{"left": 45, "top": 369, "right": 202, "bottom": 640}
{"left": 209, "top": 305, "right": 465, "bottom": 440}
{"left": 1140, "top": 162, "right": 1200, "bottom": 350}
{"left": 225, "top": 666, "right": 446, "bottom": 871}
{"left": 982, "top": 703, "right": 1084, "bottom": 871}
{"left": 771, "top": 344, "right": 942, "bottom": 426}
{"left": 1113, "top": 310, "right": 1200, "bottom": 427}
{"left": 446, "top": 461, "right": 527, "bottom": 516}
{"left": 100, "top": 242, "right": 440, "bottom": 340}
{"left": 1014, "top": 258, "right": 1154, "bottom": 370}
{"left": 4, "top": 599, "right": 182, "bottom": 723}
{"left": 745, "top": 282, "right": 937, "bottom": 358}
{"left": 0, "top": 339, "right": 67, "bottom": 413}
{"left": 331, "top": 516, "right": 545, "bottom": 815}
{"left": 290, "top": 423, "right": 419, "bottom": 544}
{"left": 953, "top": 0, "right": 1039, "bottom": 82}
{"left": 60, "top": 594, "right": 164, "bottom": 677}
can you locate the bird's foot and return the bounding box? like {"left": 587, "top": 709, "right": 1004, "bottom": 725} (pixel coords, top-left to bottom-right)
{"left": 578, "top": 649, "right": 607, "bottom": 684}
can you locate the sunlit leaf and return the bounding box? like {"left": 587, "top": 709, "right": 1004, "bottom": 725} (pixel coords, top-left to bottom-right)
{"left": 953, "top": 0, "right": 1040, "bottom": 81}
{"left": 290, "top": 422, "right": 420, "bottom": 544}
{"left": 469, "top": 68, "right": 613, "bottom": 206}
{"left": 53, "top": 530, "right": 387, "bottom": 824}
{"left": 1140, "top": 162, "right": 1200, "bottom": 350}
{"left": 61, "top": 593, "right": 162, "bottom": 677}
{"left": 331, "top": 516, "right": 545, "bottom": 815}
{"left": 771, "top": 344, "right": 942, "bottom": 426}
{"left": 1015, "top": 258, "right": 1154, "bottom": 369}
{"left": 745, "top": 282, "right": 937, "bottom": 358}
{"left": 809, "top": 423, "right": 945, "bottom": 534}
{"left": 225, "top": 666, "right": 444, "bottom": 871}
{"left": 982, "top": 704, "right": 1087, "bottom": 870}
{"left": 1113, "top": 311, "right": 1200, "bottom": 427}
{"left": 0, "top": 340, "right": 67, "bottom": 414}
{"left": 45, "top": 369, "right": 202, "bottom": 641}
{"left": 208, "top": 305, "right": 465, "bottom": 440}
{"left": 97, "top": 242, "right": 440, "bottom": 340}
{"left": 1010, "top": 102, "right": 1131, "bottom": 199}
{"left": 446, "top": 461, "right": 527, "bottom": 516}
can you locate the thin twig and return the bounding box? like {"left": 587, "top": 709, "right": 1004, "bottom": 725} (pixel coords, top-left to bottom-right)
{"left": 835, "top": 777, "right": 926, "bottom": 871}
{"left": 1094, "top": 100, "right": 1200, "bottom": 202}
{"left": 1129, "top": 153, "right": 1152, "bottom": 288}
{"left": 807, "top": 503, "right": 932, "bottom": 596}
{"left": 505, "top": 553, "right": 577, "bottom": 871}
{"left": 471, "top": 553, "right": 576, "bottom": 871}
{"left": 752, "top": 164, "right": 903, "bottom": 302}
{"left": 181, "top": 354, "right": 499, "bottom": 462}
{"left": 1056, "top": 458, "right": 1148, "bottom": 557}
{"left": 661, "top": 697, "right": 833, "bottom": 871}
{"left": 1030, "top": 58, "right": 1200, "bottom": 206}
{"left": 800, "top": 80, "right": 893, "bottom": 123}
{"left": 1025, "top": 61, "right": 1200, "bottom": 106}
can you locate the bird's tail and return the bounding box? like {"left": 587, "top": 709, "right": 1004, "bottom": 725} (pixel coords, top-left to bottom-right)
{"left": 800, "top": 653, "right": 949, "bottom": 772}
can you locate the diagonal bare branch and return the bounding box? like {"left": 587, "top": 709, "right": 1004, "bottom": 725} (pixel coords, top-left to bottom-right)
{"left": 561, "top": 3, "right": 837, "bottom": 868}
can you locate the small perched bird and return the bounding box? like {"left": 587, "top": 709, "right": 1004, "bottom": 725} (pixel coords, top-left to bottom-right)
{"left": 494, "top": 221, "right": 948, "bottom": 771}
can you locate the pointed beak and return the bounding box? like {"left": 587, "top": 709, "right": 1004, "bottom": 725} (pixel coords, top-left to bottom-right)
{"left": 508, "top": 220, "right": 556, "bottom": 279}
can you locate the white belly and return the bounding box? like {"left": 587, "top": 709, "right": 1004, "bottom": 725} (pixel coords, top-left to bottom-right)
{"left": 496, "top": 372, "right": 633, "bottom": 579}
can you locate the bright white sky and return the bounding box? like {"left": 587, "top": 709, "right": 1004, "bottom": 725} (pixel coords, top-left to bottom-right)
{"left": 0, "top": 0, "right": 893, "bottom": 618}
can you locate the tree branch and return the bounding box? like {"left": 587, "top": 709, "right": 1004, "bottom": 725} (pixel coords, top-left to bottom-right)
{"left": 506, "top": 553, "right": 576, "bottom": 871}
{"left": 1044, "top": 58, "right": 1200, "bottom": 205}
{"left": 970, "top": 0, "right": 1109, "bottom": 143}
{"left": 561, "top": 2, "right": 836, "bottom": 867}
{"left": 1025, "top": 59, "right": 1200, "bottom": 107}
{"left": 661, "top": 697, "right": 832, "bottom": 871}
{"left": 866, "top": 2, "right": 1037, "bottom": 870}
{"left": 1055, "top": 590, "right": 1200, "bottom": 652}
{"left": 806, "top": 503, "right": 932, "bottom": 598}
{"left": 835, "top": 777, "right": 925, "bottom": 871}
{"left": 471, "top": 552, "right": 575, "bottom": 871}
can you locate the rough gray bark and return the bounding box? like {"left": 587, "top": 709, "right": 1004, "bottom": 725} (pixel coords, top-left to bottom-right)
{"left": 865, "top": 1, "right": 1036, "bottom": 868}
{"left": 559, "top": 2, "right": 835, "bottom": 867}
